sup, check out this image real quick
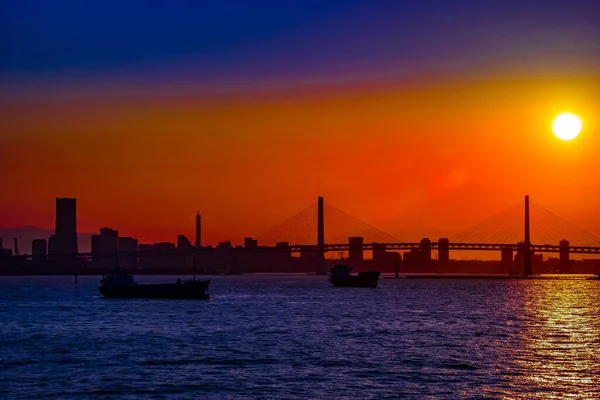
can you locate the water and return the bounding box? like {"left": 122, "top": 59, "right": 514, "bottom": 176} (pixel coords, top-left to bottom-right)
{"left": 1, "top": 275, "right": 599, "bottom": 399}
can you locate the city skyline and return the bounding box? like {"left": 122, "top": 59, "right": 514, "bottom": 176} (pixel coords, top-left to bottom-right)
{"left": 3, "top": 195, "right": 599, "bottom": 278}
{"left": 2, "top": 194, "right": 598, "bottom": 257}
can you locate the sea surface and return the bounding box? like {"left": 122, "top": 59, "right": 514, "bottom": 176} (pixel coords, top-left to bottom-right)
{"left": 1, "top": 275, "right": 599, "bottom": 399}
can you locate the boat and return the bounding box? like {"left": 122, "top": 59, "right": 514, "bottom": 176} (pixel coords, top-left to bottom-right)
{"left": 99, "top": 266, "right": 211, "bottom": 299}
{"left": 328, "top": 259, "right": 380, "bottom": 288}
{"left": 587, "top": 272, "right": 600, "bottom": 280}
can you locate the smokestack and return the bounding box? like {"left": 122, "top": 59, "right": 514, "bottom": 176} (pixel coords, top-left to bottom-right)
{"left": 13, "top": 238, "right": 19, "bottom": 256}
{"left": 0, "top": 237, "right": 3, "bottom": 250}
{"left": 195, "top": 212, "right": 201, "bottom": 247}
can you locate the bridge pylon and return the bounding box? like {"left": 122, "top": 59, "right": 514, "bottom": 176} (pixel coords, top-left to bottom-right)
{"left": 522, "top": 195, "right": 532, "bottom": 277}
{"left": 317, "top": 196, "right": 326, "bottom": 273}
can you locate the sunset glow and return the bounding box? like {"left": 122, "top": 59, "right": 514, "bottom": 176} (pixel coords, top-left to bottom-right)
{"left": 1, "top": 1, "right": 599, "bottom": 246}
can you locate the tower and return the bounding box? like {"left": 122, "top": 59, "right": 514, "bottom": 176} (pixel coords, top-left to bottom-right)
{"left": 522, "top": 195, "right": 532, "bottom": 277}
{"left": 195, "top": 212, "right": 201, "bottom": 247}
{"left": 317, "top": 196, "right": 325, "bottom": 273}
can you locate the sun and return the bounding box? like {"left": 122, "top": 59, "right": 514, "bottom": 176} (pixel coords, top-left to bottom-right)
{"left": 552, "top": 112, "right": 582, "bottom": 141}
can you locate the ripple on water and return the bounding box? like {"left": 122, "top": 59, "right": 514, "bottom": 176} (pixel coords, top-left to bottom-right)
{"left": 1, "top": 276, "right": 599, "bottom": 399}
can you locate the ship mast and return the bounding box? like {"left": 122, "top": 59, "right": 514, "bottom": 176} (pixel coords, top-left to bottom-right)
{"left": 193, "top": 211, "right": 201, "bottom": 281}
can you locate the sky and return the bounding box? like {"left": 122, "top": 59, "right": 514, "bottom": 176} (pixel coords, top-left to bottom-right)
{"left": 1, "top": 0, "right": 599, "bottom": 246}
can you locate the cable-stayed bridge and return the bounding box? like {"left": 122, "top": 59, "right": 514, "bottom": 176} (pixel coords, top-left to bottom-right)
{"left": 252, "top": 195, "right": 599, "bottom": 275}
{"left": 256, "top": 197, "right": 600, "bottom": 248}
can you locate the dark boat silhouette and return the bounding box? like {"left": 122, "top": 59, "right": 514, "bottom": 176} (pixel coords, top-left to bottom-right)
{"left": 587, "top": 272, "right": 600, "bottom": 280}
{"left": 99, "top": 266, "right": 210, "bottom": 299}
{"left": 328, "top": 259, "right": 380, "bottom": 288}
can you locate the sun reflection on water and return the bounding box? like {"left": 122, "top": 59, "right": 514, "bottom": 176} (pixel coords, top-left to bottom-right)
{"left": 507, "top": 281, "right": 600, "bottom": 398}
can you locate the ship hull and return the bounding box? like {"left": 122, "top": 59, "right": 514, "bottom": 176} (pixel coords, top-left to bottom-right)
{"left": 100, "top": 280, "right": 211, "bottom": 299}
{"left": 329, "top": 272, "right": 380, "bottom": 288}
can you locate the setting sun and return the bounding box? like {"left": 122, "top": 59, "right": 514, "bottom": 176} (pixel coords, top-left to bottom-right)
{"left": 552, "top": 112, "right": 583, "bottom": 141}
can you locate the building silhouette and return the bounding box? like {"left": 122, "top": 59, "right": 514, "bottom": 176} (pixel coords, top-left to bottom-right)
{"left": 91, "top": 228, "right": 118, "bottom": 268}
{"left": 138, "top": 244, "right": 153, "bottom": 252}
{"left": 31, "top": 239, "right": 47, "bottom": 264}
{"left": 118, "top": 237, "right": 138, "bottom": 269}
{"left": 177, "top": 235, "right": 192, "bottom": 249}
{"left": 48, "top": 235, "right": 58, "bottom": 257}
{"left": 154, "top": 242, "right": 176, "bottom": 250}
{"left": 48, "top": 198, "right": 78, "bottom": 260}
{"left": 371, "top": 242, "right": 401, "bottom": 271}
{"left": 275, "top": 241, "right": 291, "bottom": 258}
{"left": 244, "top": 237, "right": 258, "bottom": 248}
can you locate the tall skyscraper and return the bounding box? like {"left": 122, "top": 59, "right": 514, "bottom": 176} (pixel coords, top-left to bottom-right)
{"left": 49, "top": 198, "right": 78, "bottom": 259}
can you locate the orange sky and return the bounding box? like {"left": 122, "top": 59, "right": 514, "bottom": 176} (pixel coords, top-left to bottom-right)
{"left": 1, "top": 73, "right": 598, "bottom": 245}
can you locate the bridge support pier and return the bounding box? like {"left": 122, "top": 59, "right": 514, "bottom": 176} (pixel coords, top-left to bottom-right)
{"left": 438, "top": 238, "right": 449, "bottom": 264}
{"left": 420, "top": 238, "right": 432, "bottom": 263}
{"left": 501, "top": 246, "right": 513, "bottom": 274}
{"left": 348, "top": 237, "right": 364, "bottom": 263}
{"left": 559, "top": 239, "right": 570, "bottom": 272}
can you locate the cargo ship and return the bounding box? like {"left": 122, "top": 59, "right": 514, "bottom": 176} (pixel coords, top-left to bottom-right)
{"left": 99, "top": 266, "right": 210, "bottom": 299}
{"left": 587, "top": 272, "right": 600, "bottom": 280}
{"left": 328, "top": 260, "right": 380, "bottom": 288}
